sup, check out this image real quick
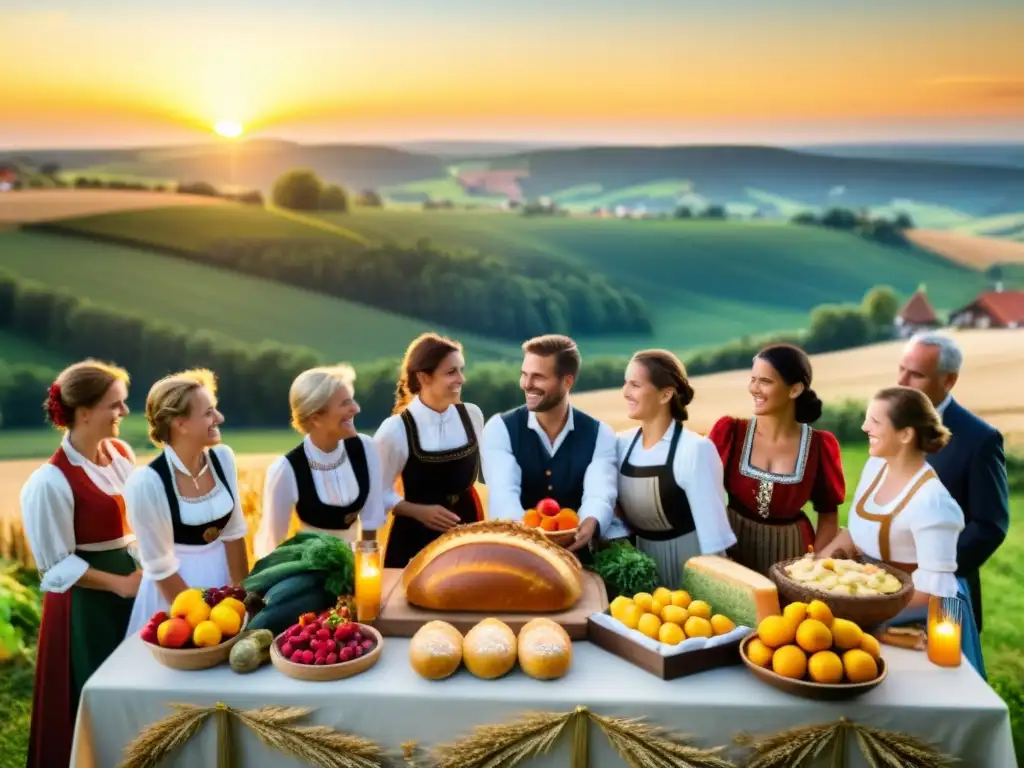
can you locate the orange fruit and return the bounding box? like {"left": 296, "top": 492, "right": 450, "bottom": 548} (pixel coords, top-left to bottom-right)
{"left": 842, "top": 649, "right": 879, "bottom": 683}
{"left": 540, "top": 516, "right": 559, "bottom": 531}
{"left": 795, "top": 619, "right": 833, "bottom": 653}
{"left": 637, "top": 613, "right": 662, "bottom": 639}
{"left": 772, "top": 645, "right": 808, "bottom": 679}
{"left": 859, "top": 633, "right": 882, "bottom": 659}
{"left": 556, "top": 509, "right": 578, "bottom": 530}
{"left": 808, "top": 650, "right": 843, "bottom": 684}
{"left": 710, "top": 614, "right": 736, "bottom": 635}
{"left": 683, "top": 616, "right": 713, "bottom": 638}
{"left": 193, "top": 620, "right": 222, "bottom": 647}
{"left": 658, "top": 622, "right": 685, "bottom": 645}
{"left": 184, "top": 600, "right": 212, "bottom": 629}
{"left": 523, "top": 509, "right": 541, "bottom": 527}
{"left": 746, "top": 638, "right": 774, "bottom": 668}
{"left": 617, "top": 603, "right": 644, "bottom": 630}
{"left": 757, "top": 615, "right": 796, "bottom": 648}
{"left": 687, "top": 600, "right": 712, "bottom": 620}
{"left": 652, "top": 587, "right": 672, "bottom": 606}
{"left": 660, "top": 605, "right": 688, "bottom": 625}
{"left": 670, "top": 590, "right": 692, "bottom": 609}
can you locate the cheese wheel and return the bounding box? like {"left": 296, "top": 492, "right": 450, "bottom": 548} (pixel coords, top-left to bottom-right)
{"left": 682, "top": 555, "right": 781, "bottom": 628}
{"left": 409, "top": 620, "right": 464, "bottom": 680}
{"left": 462, "top": 618, "right": 517, "bottom": 680}
{"left": 517, "top": 618, "right": 572, "bottom": 680}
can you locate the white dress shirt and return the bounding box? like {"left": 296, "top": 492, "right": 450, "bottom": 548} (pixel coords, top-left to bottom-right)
{"left": 611, "top": 425, "right": 737, "bottom": 554}
{"left": 849, "top": 456, "right": 964, "bottom": 597}
{"left": 374, "top": 397, "right": 485, "bottom": 510}
{"left": 124, "top": 444, "right": 247, "bottom": 581}
{"left": 19, "top": 436, "right": 137, "bottom": 593}
{"left": 480, "top": 405, "right": 618, "bottom": 533}
{"left": 255, "top": 434, "right": 386, "bottom": 558}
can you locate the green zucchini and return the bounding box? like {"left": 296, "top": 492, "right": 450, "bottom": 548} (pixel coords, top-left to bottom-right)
{"left": 242, "top": 559, "right": 320, "bottom": 594}
{"left": 247, "top": 546, "right": 306, "bottom": 577}
{"left": 263, "top": 572, "right": 327, "bottom": 605}
{"left": 246, "top": 589, "right": 335, "bottom": 636}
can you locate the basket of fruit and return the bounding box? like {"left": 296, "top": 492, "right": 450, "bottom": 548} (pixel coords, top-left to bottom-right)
{"left": 769, "top": 554, "right": 914, "bottom": 629}
{"left": 739, "top": 599, "right": 887, "bottom": 700}
{"left": 522, "top": 498, "right": 579, "bottom": 548}
{"left": 140, "top": 585, "right": 249, "bottom": 670}
{"left": 270, "top": 609, "right": 382, "bottom": 681}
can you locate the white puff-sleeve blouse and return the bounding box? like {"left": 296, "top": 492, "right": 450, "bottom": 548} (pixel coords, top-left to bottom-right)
{"left": 19, "top": 437, "right": 137, "bottom": 593}
{"left": 374, "top": 397, "right": 485, "bottom": 511}
{"left": 849, "top": 457, "right": 964, "bottom": 598}
{"left": 124, "top": 444, "right": 247, "bottom": 581}
{"left": 255, "top": 434, "right": 386, "bottom": 558}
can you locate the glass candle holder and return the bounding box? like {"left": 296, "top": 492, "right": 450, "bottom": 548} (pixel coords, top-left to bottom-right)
{"left": 927, "top": 595, "right": 963, "bottom": 668}
{"left": 354, "top": 540, "right": 382, "bottom": 623}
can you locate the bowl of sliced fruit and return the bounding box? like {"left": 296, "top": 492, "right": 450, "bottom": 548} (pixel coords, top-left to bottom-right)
{"left": 140, "top": 585, "right": 249, "bottom": 670}
{"left": 769, "top": 554, "right": 913, "bottom": 630}
{"left": 270, "top": 609, "right": 383, "bottom": 681}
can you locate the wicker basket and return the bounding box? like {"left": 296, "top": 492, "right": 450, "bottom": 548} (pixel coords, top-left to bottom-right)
{"left": 143, "top": 615, "right": 249, "bottom": 671}
{"left": 768, "top": 557, "right": 914, "bottom": 630}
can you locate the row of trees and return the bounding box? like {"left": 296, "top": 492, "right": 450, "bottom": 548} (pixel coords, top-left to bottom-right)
{"left": 0, "top": 269, "right": 901, "bottom": 433}
{"left": 200, "top": 238, "right": 653, "bottom": 339}
{"left": 792, "top": 207, "right": 914, "bottom": 248}
{"left": 270, "top": 170, "right": 384, "bottom": 212}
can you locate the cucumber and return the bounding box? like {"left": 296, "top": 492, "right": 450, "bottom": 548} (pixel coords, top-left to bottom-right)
{"left": 242, "top": 559, "right": 321, "bottom": 595}
{"left": 263, "top": 572, "right": 327, "bottom": 605}
{"left": 247, "top": 546, "right": 306, "bottom": 578}
{"left": 246, "top": 589, "right": 335, "bottom": 636}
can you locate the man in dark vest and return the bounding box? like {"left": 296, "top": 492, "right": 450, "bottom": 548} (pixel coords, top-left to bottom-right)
{"left": 481, "top": 334, "right": 618, "bottom": 555}
{"left": 898, "top": 331, "right": 1009, "bottom": 632}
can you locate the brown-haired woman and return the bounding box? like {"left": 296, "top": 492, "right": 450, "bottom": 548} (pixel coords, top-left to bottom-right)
{"left": 123, "top": 369, "right": 248, "bottom": 636}
{"left": 373, "top": 333, "right": 484, "bottom": 568}
{"left": 818, "top": 386, "right": 985, "bottom": 675}
{"left": 19, "top": 360, "right": 139, "bottom": 768}
{"left": 708, "top": 343, "right": 845, "bottom": 575}
{"left": 607, "top": 350, "right": 736, "bottom": 588}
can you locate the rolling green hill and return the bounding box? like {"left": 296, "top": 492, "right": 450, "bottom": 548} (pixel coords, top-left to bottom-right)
{"left": 19, "top": 204, "right": 989, "bottom": 355}
{"left": 0, "top": 229, "right": 515, "bottom": 363}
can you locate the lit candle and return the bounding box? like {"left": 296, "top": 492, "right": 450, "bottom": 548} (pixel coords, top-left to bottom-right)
{"left": 926, "top": 595, "right": 962, "bottom": 668}
{"left": 355, "top": 541, "right": 382, "bottom": 623}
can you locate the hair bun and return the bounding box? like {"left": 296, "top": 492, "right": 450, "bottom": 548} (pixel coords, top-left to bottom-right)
{"left": 920, "top": 423, "right": 952, "bottom": 454}
{"left": 794, "top": 387, "right": 823, "bottom": 424}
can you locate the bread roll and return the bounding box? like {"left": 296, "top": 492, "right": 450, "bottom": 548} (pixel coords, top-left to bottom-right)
{"left": 402, "top": 520, "right": 584, "bottom": 612}
{"left": 462, "top": 618, "right": 517, "bottom": 679}
{"left": 409, "top": 620, "right": 464, "bottom": 680}
{"left": 517, "top": 618, "right": 572, "bottom": 680}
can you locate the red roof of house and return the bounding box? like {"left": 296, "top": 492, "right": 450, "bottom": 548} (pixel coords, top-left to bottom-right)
{"left": 898, "top": 289, "right": 938, "bottom": 324}
{"left": 970, "top": 291, "right": 1024, "bottom": 326}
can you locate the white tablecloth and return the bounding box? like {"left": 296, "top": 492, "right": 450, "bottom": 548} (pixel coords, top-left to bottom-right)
{"left": 71, "top": 636, "right": 1017, "bottom": 768}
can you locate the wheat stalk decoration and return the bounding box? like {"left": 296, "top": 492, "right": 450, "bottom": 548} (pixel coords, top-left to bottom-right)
{"left": 589, "top": 711, "right": 736, "bottom": 768}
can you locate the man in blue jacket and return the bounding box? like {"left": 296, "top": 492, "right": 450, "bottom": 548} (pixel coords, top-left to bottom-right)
{"left": 898, "top": 331, "right": 1009, "bottom": 632}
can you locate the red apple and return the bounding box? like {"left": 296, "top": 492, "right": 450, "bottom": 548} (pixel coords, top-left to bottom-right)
{"left": 537, "top": 498, "right": 560, "bottom": 517}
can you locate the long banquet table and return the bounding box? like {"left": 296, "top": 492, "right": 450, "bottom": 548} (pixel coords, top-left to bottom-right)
{"left": 71, "top": 634, "right": 1017, "bottom": 767}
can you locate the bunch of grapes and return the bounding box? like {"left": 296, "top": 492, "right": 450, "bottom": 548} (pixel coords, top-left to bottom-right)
{"left": 203, "top": 585, "right": 246, "bottom": 607}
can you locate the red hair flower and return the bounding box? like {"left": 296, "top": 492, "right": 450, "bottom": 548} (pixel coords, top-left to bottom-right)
{"left": 46, "top": 382, "right": 67, "bottom": 428}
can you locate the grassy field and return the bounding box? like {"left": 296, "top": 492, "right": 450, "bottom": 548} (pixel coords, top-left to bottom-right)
{"left": 0, "top": 229, "right": 516, "bottom": 364}
{"left": 0, "top": 329, "right": 70, "bottom": 368}
{"left": 314, "top": 209, "right": 987, "bottom": 353}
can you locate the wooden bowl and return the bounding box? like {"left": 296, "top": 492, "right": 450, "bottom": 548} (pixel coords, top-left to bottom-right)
{"left": 540, "top": 527, "right": 578, "bottom": 548}
{"left": 768, "top": 557, "right": 914, "bottom": 630}
{"left": 739, "top": 634, "right": 886, "bottom": 701}
{"left": 270, "top": 623, "right": 383, "bottom": 681}
{"left": 144, "top": 615, "right": 249, "bottom": 671}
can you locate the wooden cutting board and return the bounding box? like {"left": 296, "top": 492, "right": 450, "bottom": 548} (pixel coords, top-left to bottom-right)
{"left": 372, "top": 568, "right": 609, "bottom": 639}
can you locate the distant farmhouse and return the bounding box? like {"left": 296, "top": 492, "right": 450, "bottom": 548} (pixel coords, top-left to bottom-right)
{"left": 0, "top": 165, "right": 17, "bottom": 192}
{"left": 895, "top": 283, "right": 1024, "bottom": 336}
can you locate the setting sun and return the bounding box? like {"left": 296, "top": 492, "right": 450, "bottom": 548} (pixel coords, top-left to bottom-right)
{"left": 213, "top": 119, "right": 243, "bottom": 139}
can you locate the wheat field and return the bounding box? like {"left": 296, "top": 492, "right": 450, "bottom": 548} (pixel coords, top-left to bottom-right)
{"left": 906, "top": 229, "right": 1024, "bottom": 269}
{"left": 0, "top": 189, "right": 226, "bottom": 223}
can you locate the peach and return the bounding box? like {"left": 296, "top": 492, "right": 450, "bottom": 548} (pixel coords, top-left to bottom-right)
{"left": 157, "top": 617, "right": 191, "bottom": 648}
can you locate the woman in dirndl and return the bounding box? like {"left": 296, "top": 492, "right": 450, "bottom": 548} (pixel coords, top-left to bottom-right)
{"left": 708, "top": 344, "right": 845, "bottom": 576}
{"left": 373, "top": 333, "right": 485, "bottom": 569}
{"left": 124, "top": 369, "right": 249, "bottom": 636}
{"left": 19, "top": 360, "right": 140, "bottom": 768}
{"left": 254, "top": 364, "right": 386, "bottom": 558}
{"left": 608, "top": 350, "right": 736, "bottom": 588}
{"left": 818, "top": 386, "right": 985, "bottom": 676}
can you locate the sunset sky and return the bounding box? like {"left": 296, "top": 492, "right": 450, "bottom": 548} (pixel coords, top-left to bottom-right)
{"left": 2, "top": 0, "right": 1023, "bottom": 148}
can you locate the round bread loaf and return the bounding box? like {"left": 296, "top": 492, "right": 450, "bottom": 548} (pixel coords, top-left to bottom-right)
{"left": 402, "top": 520, "right": 584, "bottom": 613}
{"left": 409, "top": 620, "right": 464, "bottom": 680}
{"left": 517, "top": 618, "right": 572, "bottom": 680}
{"left": 462, "top": 618, "right": 517, "bottom": 680}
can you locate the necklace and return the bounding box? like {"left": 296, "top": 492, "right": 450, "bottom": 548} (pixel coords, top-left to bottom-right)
{"left": 308, "top": 453, "right": 347, "bottom": 472}
{"left": 180, "top": 457, "right": 210, "bottom": 489}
